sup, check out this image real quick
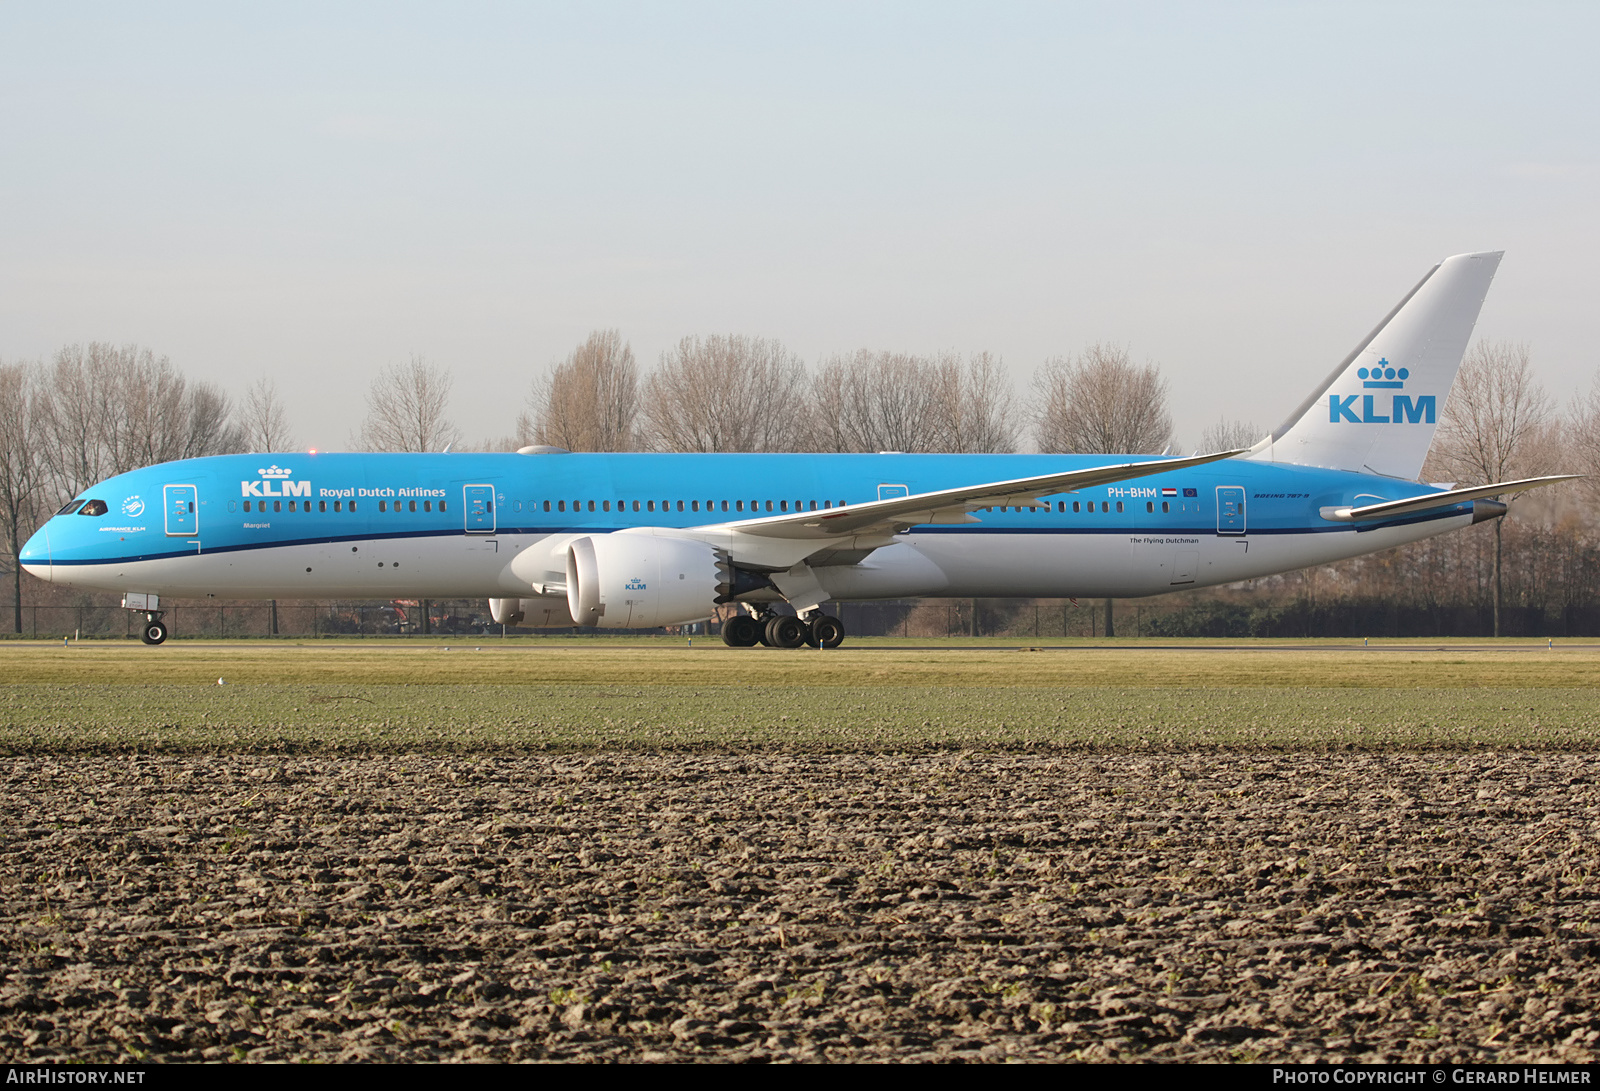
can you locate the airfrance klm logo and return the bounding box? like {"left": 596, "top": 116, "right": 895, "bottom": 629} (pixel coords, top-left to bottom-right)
{"left": 241, "top": 464, "right": 310, "bottom": 498}
{"left": 1328, "top": 358, "right": 1435, "bottom": 425}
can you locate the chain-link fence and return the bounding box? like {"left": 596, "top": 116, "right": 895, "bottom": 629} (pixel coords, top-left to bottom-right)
{"left": 9, "top": 597, "right": 1600, "bottom": 640}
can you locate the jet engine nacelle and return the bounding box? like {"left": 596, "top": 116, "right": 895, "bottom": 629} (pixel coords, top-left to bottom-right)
{"left": 566, "top": 533, "right": 721, "bottom": 628}
{"left": 488, "top": 596, "right": 575, "bottom": 628}
{"left": 488, "top": 597, "right": 524, "bottom": 625}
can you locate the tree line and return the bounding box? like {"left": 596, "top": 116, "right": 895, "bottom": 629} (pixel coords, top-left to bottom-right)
{"left": 2, "top": 331, "right": 1596, "bottom": 635}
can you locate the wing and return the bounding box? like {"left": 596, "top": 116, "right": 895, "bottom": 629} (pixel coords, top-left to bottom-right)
{"left": 707, "top": 449, "right": 1247, "bottom": 541}
{"left": 1319, "top": 474, "right": 1581, "bottom": 522}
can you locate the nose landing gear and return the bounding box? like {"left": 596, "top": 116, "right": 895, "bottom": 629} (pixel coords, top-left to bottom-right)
{"left": 140, "top": 613, "right": 168, "bottom": 645}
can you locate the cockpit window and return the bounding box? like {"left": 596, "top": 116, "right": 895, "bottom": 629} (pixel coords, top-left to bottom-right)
{"left": 78, "top": 499, "right": 108, "bottom": 517}
{"left": 56, "top": 500, "right": 85, "bottom": 516}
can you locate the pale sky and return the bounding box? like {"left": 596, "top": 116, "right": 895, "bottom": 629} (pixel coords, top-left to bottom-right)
{"left": 2, "top": 2, "right": 1596, "bottom": 452}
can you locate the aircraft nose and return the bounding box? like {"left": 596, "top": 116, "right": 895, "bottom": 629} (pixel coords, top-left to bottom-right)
{"left": 19, "top": 526, "right": 50, "bottom": 582}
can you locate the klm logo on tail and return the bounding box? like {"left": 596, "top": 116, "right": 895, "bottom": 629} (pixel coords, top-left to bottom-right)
{"left": 1328, "top": 359, "right": 1435, "bottom": 425}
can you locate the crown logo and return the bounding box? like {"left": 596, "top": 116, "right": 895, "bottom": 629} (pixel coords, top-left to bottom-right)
{"left": 258, "top": 465, "right": 294, "bottom": 478}
{"left": 1359, "top": 359, "right": 1408, "bottom": 389}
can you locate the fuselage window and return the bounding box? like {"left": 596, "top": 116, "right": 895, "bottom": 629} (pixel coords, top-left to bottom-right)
{"left": 57, "top": 500, "right": 85, "bottom": 516}
{"left": 288, "top": 501, "right": 296, "bottom": 512}
{"left": 558, "top": 500, "right": 565, "bottom": 512}
{"left": 780, "top": 501, "right": 788, "bottom": 512}
{"left": 351, "top": 501, "right": 358, "bottom": 512}
{"left": 514, "top": 500, "right": 521, "bottom": 513}
{"left": 379, "top": 501, "right": 387, "bottom": 512}
{"left": 273, "top": 500, "right": 282, "bottom": 513}
{"left": 587, "top": 500, "right": 595, "bottom": 512}
{"left": 765, "top": 500, "right": 773, "bottom": 512}
{"left": 545, "top": 500, "right": 553, "bottom": 512}
{"left": 823, "top": 501, "right": 831, "bottom": 509}
{"left": 1115, "top": 501, "right": 1123, "bottom": 513}
{"left": 691, "top": 500, "right": 699, "bottom": 512}
{"left": 243, "top": 500, "right": 252, "bottom": 512}
{"left": 633, "top": 500, "right": 640, "bottom": 512}
{"left": 408, "top": 501, "right": 417, "bottom": 513}
{"left": 809, "top": 500, "right": 817, "bottom": 510}
{"left": 647, "top": 501, "right": 655, "bottom": 512}
{"left": 320, "top": 501, "right": 328, "bottom": 513}
{"left": 721, "top": 500, "right": 729, "bottom": 512}
{"left": 736, "top": 501, "right": 744, "bottom": 512}
{"left": 438, "top": 500, "right": 444, "bottom": 512}
{"left": 335, "top": 501, "right": 343, "bottom": 512}
{"left": 1146, "top": 501, "right": 1154, "bottom": 513}
{"left": 674, "top": 500, "right": 681, "bottom": 512}
{"left": 1101, "top": 501, "right": 1109, "bottom": 513}
{"left": 603, "top": 500, "right": 610, "bottom": 512}
{"left": 1162, "top": 501, "right": 1170, "bottom": 513}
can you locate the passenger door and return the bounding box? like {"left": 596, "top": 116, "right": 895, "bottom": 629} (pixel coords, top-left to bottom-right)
{"left": 164, "top": 485, "right": 198, "bottom": 537}
{"left": 1216, "top": 486, "right": 1246, "bottom": 536}
{"left": 464, "top": 484, "right": 496, "bottom": 534}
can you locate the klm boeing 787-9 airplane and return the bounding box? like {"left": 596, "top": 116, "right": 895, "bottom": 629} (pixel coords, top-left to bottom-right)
{"left": 19, "top": 252, "right": 1575, "bottom": 647}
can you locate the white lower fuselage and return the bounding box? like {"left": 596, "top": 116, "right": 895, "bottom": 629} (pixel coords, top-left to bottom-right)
{"left": 34, "top": 513, "right": 1470, "bottom": 607}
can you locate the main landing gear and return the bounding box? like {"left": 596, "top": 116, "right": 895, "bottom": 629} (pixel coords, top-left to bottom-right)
{"left": 140, "top": 613, "right": 168, "bottom": 645}
{"left": 722, "top": 610, "right": 845, "bottom": 649}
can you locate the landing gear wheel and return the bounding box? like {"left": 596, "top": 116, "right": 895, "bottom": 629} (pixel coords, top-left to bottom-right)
{"left": 809, "top": 614, "right": 845, "bottom": 649}
{"left": 141, "top": 621, "right": 168, "bottom": 645}
{"left": 722, "top": 614, "right": 761, "bottom": 648}
{"left": 766, "top": 615, "right": 808, "bottom": 649}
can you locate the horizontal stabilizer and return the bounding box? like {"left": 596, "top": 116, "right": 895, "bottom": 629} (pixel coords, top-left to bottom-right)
{"left": 723, "top": 449, "right": 1246, "bottom": 541}
{"left": 1319, "top": 475, "right": 1581, "bottom": 522}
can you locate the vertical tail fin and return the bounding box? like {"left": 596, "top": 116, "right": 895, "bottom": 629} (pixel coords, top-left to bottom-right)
{"left": 1252, "top": 251, "right": 1502, "bottom": 480}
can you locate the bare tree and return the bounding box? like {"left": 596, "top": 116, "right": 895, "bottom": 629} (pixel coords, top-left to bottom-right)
{"left": 927, "top": 351, "right": 1018, "bottom": 453}
{"left": 813, "top": 351, "right": 932, "bottom": 453}
{"left": 37, "top": 343, "right": 244, "bottom": 499}
{"left": 522, "top": 330, "right": 639, "bottom": 451}
{"left": 358, "top": 356, "right": 462, "bottom": 453}
{"left": 1567, "top": 372, "right": 1600, "bottom": 503}
{"left": 240, "top": 377, "right": 297, "bottom": 454}
{"left": 1032, "top": 344, "right": 1172, "bottom": 455}
{"left": 1431, "top": 340, "right": 1555, "bottom": 635}
{"left": 812, "top": 350, "right": 1015, "bottom": 453}
{"left": 0, "top": 361, "right": 48, "bottom": 632}
{"left": 1199, "top": 416, "right": 1261, "bottom": 453}
{"left": 643, "top": 335, "right": 810, "bottom": 452}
